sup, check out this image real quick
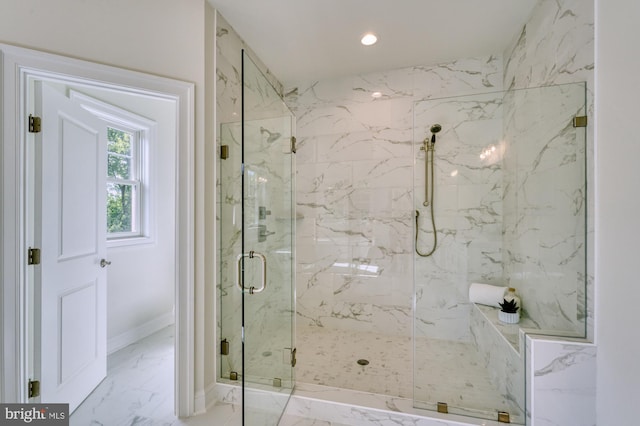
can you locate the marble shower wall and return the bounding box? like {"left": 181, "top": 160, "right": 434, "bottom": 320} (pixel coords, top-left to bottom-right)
{"left": 216, "top": 12, "right": 294, "bottom": 384}
{"left": 218, "top": 117, "right": 294, "bottom": 385}
{"left": 286, "top": 56, "right": 503, "bottom": 338}
{"left": 470, "top": 306, "right": 525, "bottom": 422}
{"left": 216, "top": 11, "right": 245, "bottom": 383}
{"left": 502, "top": 0, "right": 594, "bottom": 339}
{"left": 501, "top": 1, "right": 595, "bottom": 423}
{"left": 525, "top": 337, "right": 596, "bottom": 426}
{"left": 413, "top": 91, "right": 504, "bottom": 342}
{"left": 501, "top": 83, "right": 587, "bottom": 334}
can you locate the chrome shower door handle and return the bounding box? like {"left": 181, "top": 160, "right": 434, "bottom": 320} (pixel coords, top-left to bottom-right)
{"left": 236, "top": 251, "right": 267, "bottom": 294}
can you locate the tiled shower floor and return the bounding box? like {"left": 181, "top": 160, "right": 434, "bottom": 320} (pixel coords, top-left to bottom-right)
{"left": 296, "top": 326, "right": 515, "bottom": 419}
{"left": 70, "top": 324, "right": 515, "bottom": 424}
{"left": 296, "top": 326, "right": 414, "bottom": 398}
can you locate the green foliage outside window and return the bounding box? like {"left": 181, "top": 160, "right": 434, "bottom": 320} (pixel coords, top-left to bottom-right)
{"left": 107, "top": 128, "right": 135, "bottom": 234}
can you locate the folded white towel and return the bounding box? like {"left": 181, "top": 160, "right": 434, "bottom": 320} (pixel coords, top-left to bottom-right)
{"left": 469, "top": 283, "right": 508, "bottom": 308}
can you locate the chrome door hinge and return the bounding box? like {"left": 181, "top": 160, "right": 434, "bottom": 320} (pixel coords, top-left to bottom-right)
{"left": 29, "top": 114, "right": 42, "bottom": 133}
{"left": 290, "top": 347, "right": 297, "bottom": 367}
{"left": 28, "top": 247, "right": 41, "bottom": 265}
{"left": 290, "top": 136, "right": 297, "bottom": 154}
{"left": 28, "top": 380, "right": 40, "bottom": 398}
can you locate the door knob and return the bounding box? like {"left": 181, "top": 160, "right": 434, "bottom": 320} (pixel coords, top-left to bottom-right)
{"left": 100, "top": 259, "right": 112, "bottom": 268}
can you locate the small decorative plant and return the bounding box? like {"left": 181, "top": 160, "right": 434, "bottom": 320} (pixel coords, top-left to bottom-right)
{"left": 498, "top": 298, "right": 520, "bottom": 324}
{"left": 499, "top": 298, "right": 519, "bottom": 314}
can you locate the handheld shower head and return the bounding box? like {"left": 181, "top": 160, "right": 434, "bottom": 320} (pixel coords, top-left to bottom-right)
{"left": 430, "top": 124, "right": 442, "bottom": 143}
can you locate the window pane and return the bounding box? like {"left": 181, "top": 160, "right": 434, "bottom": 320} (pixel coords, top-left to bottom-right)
{"left": 107, "top": 183, "right": 134, "bottom": 234}
{"left": 107, "top": 128, "right": 132, "bottom": 156}
{"left": 108, "top": 153, "right": 131, "bottom": 179}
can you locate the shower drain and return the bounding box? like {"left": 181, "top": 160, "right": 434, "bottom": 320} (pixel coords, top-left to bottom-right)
{"left": 357, "top": 359, "right": 369, "bottom": 366}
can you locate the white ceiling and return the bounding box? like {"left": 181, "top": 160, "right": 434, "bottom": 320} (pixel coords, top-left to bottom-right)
{"left": 207, "top": 0, "right": 538, "bottom": 86}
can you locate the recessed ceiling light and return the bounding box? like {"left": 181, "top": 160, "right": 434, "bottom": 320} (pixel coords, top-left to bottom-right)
{"left": 371, "top": 91, "right": 382, "bottom": 98}
{"left": 361, "top": 33, "right": 378, "bottom": 46}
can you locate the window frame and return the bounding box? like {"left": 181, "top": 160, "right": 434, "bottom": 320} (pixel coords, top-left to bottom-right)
{"left": 106, "top": 124, "right": 142, "bottom": 239}
{"left": 69, "top": 89, "right": 156, "bottom": 247}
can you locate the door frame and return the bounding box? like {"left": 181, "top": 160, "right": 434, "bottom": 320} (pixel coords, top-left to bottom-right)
{"left": 0, "top": 44, "right": 195, "bottom": 416}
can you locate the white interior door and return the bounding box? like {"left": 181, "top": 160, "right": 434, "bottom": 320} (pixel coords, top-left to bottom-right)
{"left": 34, "top": 82, "right": 108, "bottom": 412}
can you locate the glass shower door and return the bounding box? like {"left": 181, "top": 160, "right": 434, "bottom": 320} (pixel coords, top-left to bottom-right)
{"left": 412, "top": 82, "right": 587, "bottom": 424}
{"left": 240, "top": 50, "right": 296, "bottom": 424}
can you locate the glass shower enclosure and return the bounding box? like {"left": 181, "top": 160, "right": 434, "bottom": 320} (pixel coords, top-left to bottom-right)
{"left": 412, "top": 82, "right": 587, "bottom": 423}
{"left": 218, "top": 50, "right": 296, "bottom": 424}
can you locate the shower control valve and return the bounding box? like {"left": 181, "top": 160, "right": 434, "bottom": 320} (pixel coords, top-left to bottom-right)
{"left": 259, "top": 206, "right": 272, "bottom": 220}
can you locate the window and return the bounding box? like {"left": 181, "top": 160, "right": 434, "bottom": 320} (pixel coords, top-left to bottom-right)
{"left": 69, "top": 90, "right": 156, "bottom": 246}
{"left": 107, "top": 127, "right": 140, "bottom": 237}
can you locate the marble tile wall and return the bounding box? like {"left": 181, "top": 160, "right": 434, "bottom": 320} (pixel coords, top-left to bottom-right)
{"left": 502, "top": 0, "right": 594, "bottom": 340}
{"left": 413, "top": 91, "right": 505, "bottom": 342}
{"left": 213, "top": 382, "right": 509, "bottom": 426}
{"left": 501, "top": 82, "right": 587, "bottom": 335}
{"left": 213, "top": 0, "right": 595, "bottom": 423}
{"left": 469, "top": 305, "right": 526, "bottom": 423}
{"left": 288, "top": 33, "right": 590, "bottom": 420}
{"left": 283, "top": 382, "right": 510, "bottom": 426}
{"left": 286, "top": 56, "right": 503, "bottom": 339}
{"left": 502, "top": 1, "right": 595, "bottom": 424}
{"left": 525, "top": 337, "right": 596, "bottom": 426}
{"left": 216, "top": 12, "right": 295, "bottom": 387}
{"left": 218, "top": 118, "right": 294, "bottom": 385}
{"left": 216, "top": 11, "right": 248, "bottom": 382}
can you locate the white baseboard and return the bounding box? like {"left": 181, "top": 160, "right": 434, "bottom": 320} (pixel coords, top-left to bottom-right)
{"left": 107, "top": 311, "right": 175, "bottom": 354}
{"left": 194, "top": 387, "right": 207, "bottom": 415}
{"left": 205, "top": 381, "right": 220, "bottom": 411}
{"left": 192, "top": 381, "right": 224, "bottom": 414}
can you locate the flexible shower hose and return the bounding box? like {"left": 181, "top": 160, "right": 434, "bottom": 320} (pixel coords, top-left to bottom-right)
{"left": 415, "top": 145, "right": 437, "bottom": 257}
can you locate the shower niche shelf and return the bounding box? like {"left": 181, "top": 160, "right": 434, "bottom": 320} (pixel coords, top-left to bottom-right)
{"left": 473, "top": 304, "right": 536, "bottom": 353}
{"left": 473, "top": 303, "right": 588, "bottom": 356}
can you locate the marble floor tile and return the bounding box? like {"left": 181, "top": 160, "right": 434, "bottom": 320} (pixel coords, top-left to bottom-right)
{"left": 69, "top": 324, "right": 512, "bottom": 425}
{"left": 296, "top": 326, "right": 413, "bottom": 398}
{"left": 71, "top": 326, "right": 178, "bottom": 426}
{"left": 296, "top": 326, "right": 510, "bottom": 420}
{"left": 69, "top": 326, "right": 277, "bottom": 426}
{"left": 278, "top": 415, "right": 348, "bottom": 426}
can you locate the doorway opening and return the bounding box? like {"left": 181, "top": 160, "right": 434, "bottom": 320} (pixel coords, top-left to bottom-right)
{"left": 0, "top": 44, "right": 195, "bottom": 417}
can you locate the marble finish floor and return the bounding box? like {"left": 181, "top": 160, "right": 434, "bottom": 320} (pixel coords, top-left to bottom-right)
{"left": 296, "top": 326, "right": 413, "bottom": 398}
{"left": 70, "top": 324, "right": 511, "bottom": 425}
{"left": 71, "top": 325, "right": 177, "bottom": 425}
{"left": 296, "top": 326, "right": 513, "bottom": 419}
{"left": 69, "top": 325, "right": 301, "bottom": 425}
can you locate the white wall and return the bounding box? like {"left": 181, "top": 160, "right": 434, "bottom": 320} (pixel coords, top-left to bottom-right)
{"left": 0, "top": 0, "right": 211, "bottom": 406}
{"left": 595, "top": 0, "right": 640, "bottom": 423}
{"left": 71, "top": 87, "right": 177, "bottom": 348}
{"left": 0, "top": 0, "right": 204, "bottom": 83}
